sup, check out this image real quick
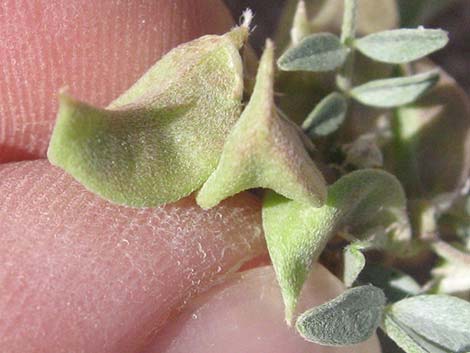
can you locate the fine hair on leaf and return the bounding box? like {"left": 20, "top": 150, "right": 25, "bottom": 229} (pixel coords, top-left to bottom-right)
{"left": 296, "top": 285, "right": 386, "bottom": 346}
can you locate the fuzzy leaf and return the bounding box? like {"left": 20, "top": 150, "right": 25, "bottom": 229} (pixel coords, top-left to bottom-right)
{"left": 196, "top": 40, "right": 327, "bottom": 209}
{"left": 302, "top": 92, "right": 347, "bottom": 138}
{"left": 277, "top": 33, "right": 348, "bottom": 72}
{"left": 384, "top": 63, "right": 470, "bottom": 198}
{"left": 262, "top": 169, "right": 409, "bottom": 322}
{"left": 48, "top": 27, "right": 248, "bottom": 207}
{"left": 356, "top": 28, "right": 448, "bottom": 64}
{"left": 383, "top": 295, "right": 470, "bottom": 353}
{"left": 296, "top": 285, "right": 386, "bottom": 346}
{"left": 351, "top": 71, "right": 439, "bottom": 108}
{"left": 383, "top": 315, "right": 448, "bottom": 353}
{"left": 343, "top": 244, "right": 366, "bottom": 287}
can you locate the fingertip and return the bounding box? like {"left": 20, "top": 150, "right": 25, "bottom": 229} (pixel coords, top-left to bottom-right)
{"left": 0, "top": 160, "right": 265, "bottom": 353}
{"left": 149, "top": 266, "right": 382, "bottom": 353}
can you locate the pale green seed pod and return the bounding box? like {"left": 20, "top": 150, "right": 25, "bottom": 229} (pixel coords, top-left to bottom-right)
{"left": 48, "top": 25, "right": 249, "bottom": 207}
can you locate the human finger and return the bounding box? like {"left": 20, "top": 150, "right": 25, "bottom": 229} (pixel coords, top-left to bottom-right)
{"left": 0, "top": 160, "right": 265, "bottom": 353}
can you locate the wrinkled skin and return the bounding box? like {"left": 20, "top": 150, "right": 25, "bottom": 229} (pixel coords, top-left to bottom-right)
{"left": 0, "top": 1, "right": 382, "bottom": 352}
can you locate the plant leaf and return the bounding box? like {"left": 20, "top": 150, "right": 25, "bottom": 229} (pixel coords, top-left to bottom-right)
{"left": 277, "top": 33, "right": 348, "bottom": 72}
{"left": 383, "top": 295, "right": 470, "bottom": 353}
{"left": 355, "top": 28, "right": 449, "bottom": 64}
{"left": 342, "top": 233, "right": 390, "bottom": 288}
{"left": 196, "top": 40, "right": 327, "bottom": 209}
{"left": 47, "top": 27, "right": 248, "bottom": 207}
{"left": 302, "top": 92, "right": 347, "bottom": 138}
{"left": 351, "top": 71, "right": 440, "bottom": 108}
{"left": 343, "top": 244, "right": 366, "bottom": 287}
{"left": 296, "top": 285, "right": 386, "bottom": 346}
{"left": 262, "top": 169, "right": 409, "bottom": 323}
{"left": 383, "top": 313, "right": 450, "bottom": 353}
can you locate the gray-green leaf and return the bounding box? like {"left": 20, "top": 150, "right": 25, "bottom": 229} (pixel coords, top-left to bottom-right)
{"left": 343, "top": 244, "right": 366, "bottom": 287}
{"left": 296, "top": 285, "right": 386, "bottom": 346}
{"left": 47, "top": 27, "right": 248, "bottom": 207}
{"left": 355, "top": 28, "right": 448, "bottom": 64}
{"left": 302, "top": 92, "right": 347, "bottom": 138}
{"left": 351, "top": 71, "right": 439, "bottom": 108}
{"left": 277, "top": 33, "right": 348, "bottom": 72}
{"left": 262, "top": 169, "right": 409, "bottom": 323}
{"left": 196, "top": 40, "right": 327, "bottom": 209}
{"left": 383, "top": 295, "right": 470, "bottom": 353}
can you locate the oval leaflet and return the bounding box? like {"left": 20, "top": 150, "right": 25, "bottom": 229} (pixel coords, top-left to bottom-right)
{"left": 296, "top": 285, "right": 386, "bottom": 346}
{"left": 277, "top": 33, "right": 348, "bottom": 72}
{"left": 350, "top": 70, "right": 440, "bottom": 108}
{"left": 355, "top": 28, "right": 448, "bottom": 64}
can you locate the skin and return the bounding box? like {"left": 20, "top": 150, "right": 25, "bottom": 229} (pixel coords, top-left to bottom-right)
{"left": 0, "top": 1, "right": 382, "bottom": 352}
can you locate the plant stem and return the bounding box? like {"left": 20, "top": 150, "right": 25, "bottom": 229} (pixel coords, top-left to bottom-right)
{"left": 340, "top": 0, "right": 357, "bottom": 44}
{"left": 337, "top": 0, "right": 358, "bottom": 92}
